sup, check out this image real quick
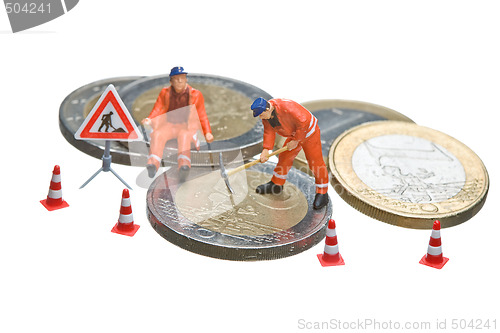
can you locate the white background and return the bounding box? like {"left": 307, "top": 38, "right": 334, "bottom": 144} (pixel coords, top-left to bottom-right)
{"left": 1, "top": 1, "right": 498, "bottom": 332}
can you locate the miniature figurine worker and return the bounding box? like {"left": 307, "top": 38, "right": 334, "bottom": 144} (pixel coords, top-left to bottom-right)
{"left": 251, "top": 97, "right": 329, "bottom": 210}
{"left": 142, "top": 67, "right": 214, "bottom": 179}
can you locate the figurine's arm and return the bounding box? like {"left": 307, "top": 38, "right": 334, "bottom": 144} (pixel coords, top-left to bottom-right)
{"left": 260, "top": 121, "right": 275, "bottom": 162}
{"left": 192, "top": 91, "right": 213, "bottom": 142}
{"left": 286, "top": 140, "right": 299, "bottom": 150}
{"left": 142, "top": 88, "right": 168, "bottom": 129}
{"left": 262, "top": 120, "right": 276, "bottom": 150}
{"left": 287, "top": 104, "right": 310, "bottom": 148}
{"left": 292, "top": 117, "right": 309, "bottom": 142}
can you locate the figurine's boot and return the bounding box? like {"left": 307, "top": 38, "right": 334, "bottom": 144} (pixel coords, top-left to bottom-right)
{"left": 313, "top": 193, "right": 329, "bottom": 210}
{"left": 146, "top": 154, "right": 162, "bottom": 178}
{"left": 179, "top": 165, "right": 190, "bottom": 182}
{"left": 146, "top": 164, "right": 158, "bottom": 178}
{"left": 256, "top": 181, "right": 283, "bottom": 194}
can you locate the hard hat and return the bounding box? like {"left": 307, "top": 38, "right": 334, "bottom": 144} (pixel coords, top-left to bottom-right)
{"left": 251, "top": 97, "right": 268, "bottom": 117}
{"left": 170, "top": 66, "right": 188, "bottom": 77}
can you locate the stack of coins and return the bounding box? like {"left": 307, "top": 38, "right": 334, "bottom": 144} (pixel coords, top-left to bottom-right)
{"left": 60, "top": 74, "right": 489, "bottom": 260}
{"left": 59, "top": 74, "right": 334, "bottom": 261}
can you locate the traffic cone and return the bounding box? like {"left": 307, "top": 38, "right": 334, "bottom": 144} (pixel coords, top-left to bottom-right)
{"left": 317, "top": 219, "right": 345, "bottom": 267}
{"left": 111, "top": 189, "right": 140, "bottom": 236}
{"left": 420, "top": 220, "right": 449, "bottom": 269}
{"left": 40, "top": 165, "right": 69, "bottom": 211}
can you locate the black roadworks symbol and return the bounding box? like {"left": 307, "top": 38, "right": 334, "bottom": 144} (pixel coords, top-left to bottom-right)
{"left": 4, "top": 0, "right": 79, "bottom": 33}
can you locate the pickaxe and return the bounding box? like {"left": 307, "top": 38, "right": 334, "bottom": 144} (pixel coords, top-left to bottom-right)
{"left": 218, "top": 146, "right": 289, "bottom": 194}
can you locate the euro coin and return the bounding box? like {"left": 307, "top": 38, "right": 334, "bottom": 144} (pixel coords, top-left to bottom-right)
{"left": 146, "top": 162, "right": 332, "bottom": 260}
{"left": 329, "top": 121, "right": 488, "bottom": 229}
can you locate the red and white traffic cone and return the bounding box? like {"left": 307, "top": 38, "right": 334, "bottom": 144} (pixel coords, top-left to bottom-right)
{"left": 40, "top": 165, "right": 69, "bottom": 211}
{"left": 419, "top": 220, "right": 449, "bottom": 269}
{"left": 111, "top": 189, "right": 140, "bottom": 237}
{"left": 317, "top": 219, "right": 345, "bottom": 267}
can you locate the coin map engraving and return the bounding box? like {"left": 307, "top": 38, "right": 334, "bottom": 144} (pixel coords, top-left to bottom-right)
{"left": 329, "top": 121, "right": 488, "bottom": 229}
{"left": 352, "top": 135, "right": 466, "bottom": 203}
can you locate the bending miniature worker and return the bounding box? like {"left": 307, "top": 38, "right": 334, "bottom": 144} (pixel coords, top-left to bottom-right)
{"left": 251, "top": 97, "right": 329, "bottom": 210}
{"left": 141, "top": 67, "right": 214, "bottom": 179}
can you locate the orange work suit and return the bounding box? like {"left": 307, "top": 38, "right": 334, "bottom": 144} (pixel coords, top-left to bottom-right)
{"left": 146, "top": 85, "right": 211, "bottom": 169}
{"left": 262, "top": 99, "right": 329, "bottom": 194}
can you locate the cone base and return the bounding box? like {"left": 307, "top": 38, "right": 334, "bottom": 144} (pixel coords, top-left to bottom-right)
{"left": 419, "top": 255, "right": 449, "bottom": 269}
{"left": 40, "top": 199, "right": 69, "bottom": 211}
{"left": 317, "top": 253, "right": 345, "bottom": 267}
{"left": 111, "top": 223, "right": 140, "bottom": 237}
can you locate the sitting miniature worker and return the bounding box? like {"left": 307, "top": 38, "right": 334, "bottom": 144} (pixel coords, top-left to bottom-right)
{"left": 141, "top": 66, "right": 214, "bottom": 180}
{"left": 251, "top": 97, "right": 329, "bottom": 210}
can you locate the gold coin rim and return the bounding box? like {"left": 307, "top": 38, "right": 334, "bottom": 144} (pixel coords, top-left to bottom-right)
{"left": 328, "top": 121, "right": 489, "bottom": 229}
{"left": 301, "top": 99, "right": 414, "bottom": 122}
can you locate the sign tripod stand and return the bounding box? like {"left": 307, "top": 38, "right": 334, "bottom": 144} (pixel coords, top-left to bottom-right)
{"left": 74, "top": 84, "right": 144, "bottom": 190}
{"left": 79, "top": 140, "right": 132, "bottom": 189}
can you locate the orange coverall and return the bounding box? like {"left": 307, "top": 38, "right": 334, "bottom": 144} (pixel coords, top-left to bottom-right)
{"left": 263, "top": 99, "right": 329, "bottom": 194}
{"left": 146, "top": 85, "right": 211, "bottom": 169}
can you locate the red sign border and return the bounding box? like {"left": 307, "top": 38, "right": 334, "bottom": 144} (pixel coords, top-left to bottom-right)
{"left": 77, "top": 90, "right": 139, "bottom": 140}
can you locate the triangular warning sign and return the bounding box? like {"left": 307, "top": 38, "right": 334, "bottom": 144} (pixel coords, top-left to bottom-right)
{"left": 74, "top": 84, "right": 143, "bottom": 141}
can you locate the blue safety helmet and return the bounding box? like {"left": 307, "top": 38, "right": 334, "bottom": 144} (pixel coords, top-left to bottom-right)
{"left": 170, "top": 66, "right": 188, "bottom": 77}
{"left": 251, "top": 97, "right": 269, "bottom": 117}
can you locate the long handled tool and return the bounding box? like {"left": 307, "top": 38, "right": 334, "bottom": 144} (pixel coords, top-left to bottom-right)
{"left": 207, "top": 141, "right": 215, "bottom": 170}
{"left": 219, "top": 146, "right": 289, "bottom": 194}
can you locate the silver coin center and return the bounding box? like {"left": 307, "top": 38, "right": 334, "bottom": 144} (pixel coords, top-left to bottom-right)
{"left": 351, "top": 134, "right": 466, "bottom": 204}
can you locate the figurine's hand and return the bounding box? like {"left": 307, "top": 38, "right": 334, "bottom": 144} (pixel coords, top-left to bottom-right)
{"left": 141, "top": 118, "right": 151, "bottom": 126}
{"left": 205, "top": 133, "right": 214, "bottom": 143}
{"left": 287, "top": 140, "right": 299, "bottom": 150}
{"left": 260, "top": 149, "right": 270, "bottom": 163}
